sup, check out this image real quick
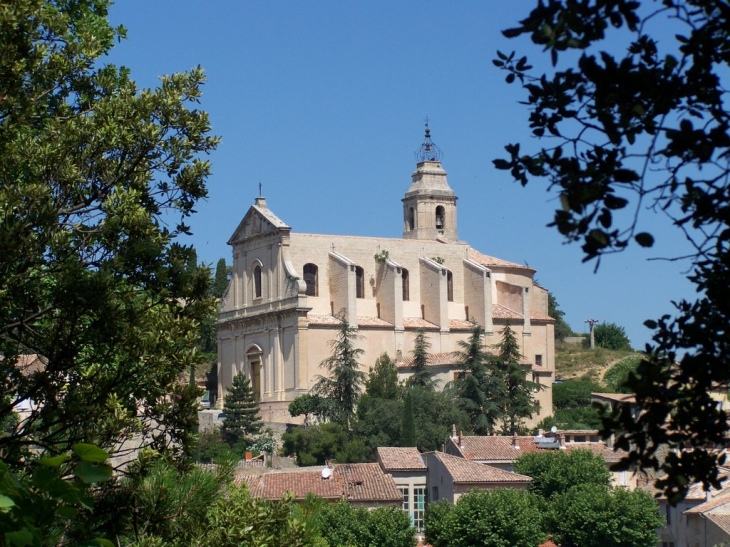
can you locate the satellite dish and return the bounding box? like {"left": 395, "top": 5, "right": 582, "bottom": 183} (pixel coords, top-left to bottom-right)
{"left": 321, "top": 467, "right": 332, "bottom": 480}
{"left": 550, "top": 426, "right": 558, "bottom": 433}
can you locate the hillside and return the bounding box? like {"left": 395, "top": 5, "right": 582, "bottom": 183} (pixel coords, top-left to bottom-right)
{"left": 555, "top": 342, "right": 638, "bottom": 385}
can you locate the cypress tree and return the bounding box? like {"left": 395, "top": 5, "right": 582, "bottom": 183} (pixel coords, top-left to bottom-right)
{"left": 401, "top": 391, "right": 416, "bottom": 447}
{"left": 221, "top": 371, "right": 263, "bottom": 447}
{"left": 211, "top": 258, "right": 229, "bottom": 298}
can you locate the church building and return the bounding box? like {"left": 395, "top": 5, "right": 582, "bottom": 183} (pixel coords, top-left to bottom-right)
{"left": 217, "top": 126, "right": 555, "bottom": 427}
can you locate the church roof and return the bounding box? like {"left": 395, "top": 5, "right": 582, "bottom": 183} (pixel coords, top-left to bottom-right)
{"left": 469, "top": 249, "right": 534, "bottom": 272}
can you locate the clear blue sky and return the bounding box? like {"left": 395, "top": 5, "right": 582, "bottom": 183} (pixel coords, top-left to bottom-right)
{"left": 107, "top": 1, "right": 696, "bottom": 350}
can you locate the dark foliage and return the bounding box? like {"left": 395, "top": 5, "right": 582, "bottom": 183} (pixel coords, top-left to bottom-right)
{"left": 496, "top": 0, "right": 730, "bottom": 500}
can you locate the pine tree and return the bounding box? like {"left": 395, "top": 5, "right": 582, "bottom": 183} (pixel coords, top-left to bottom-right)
{"left": 312, "top": 311, "right": 366, "bottom": 429}
{"left": 211, "top": 258, "right": 229, "bottom": 298}
{"left": 221, "top": 371, "right": 263, "bottom": 447}
{"left": 401, "top": 391, "right": 416, "bottom": 447}
{"left": 407, "top": 329, "right": 437, "bottom": 390}
{"left": 453, "top": 325, "right": 505, "bottom": 435}
{"left": 492, "top": 324, "right": 539, "bottom": 435}
{"left": 365, "top": 353, "right": 400, "bottom": 400}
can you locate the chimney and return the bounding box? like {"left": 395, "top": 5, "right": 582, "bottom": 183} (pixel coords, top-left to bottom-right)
{"left": 537, "top": 429, "right": 544, "bottom": 437}
{"left": 512, "top": 432, "right": 520, "bottom": 450}
{"left": 451, "top": 424, "right": 457, "bottom": 439}
{"left": 459, "top": 431, "right": 464, "bottom": 448}
{"left": 606, "top": 433, "right": 614, "bottom": 449}
{"left": 558, "top": 433, "right": 566, "bottom": 450}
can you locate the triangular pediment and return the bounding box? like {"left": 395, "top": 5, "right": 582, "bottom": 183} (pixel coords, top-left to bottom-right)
{"left": 228, "top": 198, "right": 290, "bottom": 245}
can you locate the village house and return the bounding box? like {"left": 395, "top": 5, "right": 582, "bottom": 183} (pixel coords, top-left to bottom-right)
{"left": 239, "top": 446, "right": 532, "bottom": 532}
{"left": 444, "top": 429, "right": 637, "bottom": 489}
{"left": 650, "top": 468, "right": 730, "bottom": 547}
{"left": 216, "top": 126, "right": 555, "bottom": 427}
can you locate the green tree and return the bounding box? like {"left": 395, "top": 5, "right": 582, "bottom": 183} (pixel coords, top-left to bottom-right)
{"left": 211, "top": 258, "right": 229, "bottom": 299}
{"left": 453, "top": 325, "right": 504, "bottom": 435}
{"left": 312, "top": 312, "right": 366, "bottom": 429}
{"left": 604, "top": 355, "right": 643, "bottom": 393}
{"left": 494, "top": 0, "right": 730, "bottom": 500}
{"left": 200, "top": 487, "right": 316, "bottom": 547}
{"left": 314, "top": 501, "right": 416, "bottom": 547}
{"left": 492, "top": 325, "right": 539, "bottom": 435}
{"left": 221, "top": 372, "right": 263, "bottom": 448}
{"left": 281, "top": 422, "right": 351, "bottom": 466}
{"left": 365, "top": 353, "right": 401, "bottom": 400}
{"left": 424, "top": 489, "right": 547, "bottom": 547}
{"left": 593, "top": 322, "right": 632, "bottom": 351}
{"left": 548, "top": 291, "right": 573, "bottom": 342}
{"left": 514, "top": 449, "right": 611, "bottom": 500}
{"left": 401, "top": 391, "right": 416, "bottom": 447}
{"left": 352, "top": 396, "right": 403, "bottom": 459}
{"left": 0, "top": 0, "right": 217, "bottom": 463}
{"left": 288, "top": 393, "right": 326, "bottom": 427}
{"left": 551, "top": 485, "right": 663, "bottom": 547}
{"left": 407, "top": 329, "right": 437, "bottom": 389}
{"left": 410, "top": 387, "right": 472, "bottom": 452}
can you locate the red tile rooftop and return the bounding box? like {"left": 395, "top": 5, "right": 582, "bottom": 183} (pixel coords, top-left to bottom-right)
{"left": 403, "top": 318, "right": 440, "bottom": 330}
{"left": 450, "top": 435, "right": 627, "bottom": 463}
{"left": 469, "top": 248, "right": 532, "bottom": 271}
{"left": 592, "top": 393, "right": 636, "bottom": 404}
{"left": 377, "top": 447, "right": 427, "bottom": 471}
{"left": 399, "top": 352, "right": 460, "bottom": 368}
{"left": 430, "top": 451, "right": 532, "bottom": 484}
{"left": 239, "top": 462, "right": 402, "bottom": 503}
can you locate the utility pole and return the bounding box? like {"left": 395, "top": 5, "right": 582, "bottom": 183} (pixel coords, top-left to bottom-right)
{"left": 585, "top": 319, "right": 599, "bottom": 349}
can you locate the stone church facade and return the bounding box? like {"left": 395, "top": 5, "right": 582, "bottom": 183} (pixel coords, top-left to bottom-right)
{"left": 217, "top": 129, "right": 555, "bottom": 426}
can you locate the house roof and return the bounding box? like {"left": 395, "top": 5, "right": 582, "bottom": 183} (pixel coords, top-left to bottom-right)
{"left": 685, "top": 493, "right": 730, "bottom": 514}
{"left": 1, "top": 354, "right": 47, "bottom": 376}
{"left": 706, "top": 513, "right": 730, "bottom": 534}
{"left": 239, "top": 463, "right": 402, "bottom": 503}
{"left": 449, "top": 435, "right": 628, "bottom": 463}
{"left": 591, "top": 393, "right": 636, "bottom": 404}
{"left": 377, "top": 447, "right": 427, "bottom": 471}
{"left": 430, "top": 451, "right": 532, "bottom": 484}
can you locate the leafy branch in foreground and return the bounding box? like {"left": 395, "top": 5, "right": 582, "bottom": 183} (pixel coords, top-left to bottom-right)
{"left": 495, "top": 0, "right": 730, "bottom": 501}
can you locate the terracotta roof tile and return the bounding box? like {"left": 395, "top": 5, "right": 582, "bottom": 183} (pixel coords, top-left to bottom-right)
{"left": 450, "top": 319, "right": 476, "bottom": 331}
{"left": 431, "top": 451, "right": 532, "bottom": 484}
{"left": 469, "top": 249, "right": 532, "bottom": 271}
{"left": 451, "top": 435, "right": 627, "bottom": 463}
{"left": 356, "top": 316, "right": 394, "bottom": 328}
{"left": 492, "top": 304, "right": 523, "bottom": 320}
{"left": 377, "top": 447, "right": 427, "bottom": 471}
{"left": 403, "top": 318, "right": 440, "bottom": 330}
{"left": 706, "top": 513, "right": 730, "bottom": 533}
{"left": 239, "top": 463, "right": 402, "bottom": 503}
{"left": 685, "top": 493, "right": 730, "bottom": 513}
{"left": 531, "top": 310, "right": 555, "bottom": 322}
{"left": 592, "top": 393, "right": 636, "bottom": 404}
{"left": 399, "top": 352, "right": 459, "bottom": 368}
{"left": 306, "top": 314, "right": 394, "bottom": 327}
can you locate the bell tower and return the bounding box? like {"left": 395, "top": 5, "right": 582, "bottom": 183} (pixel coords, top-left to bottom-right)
{"left": 402, "top": 122, "right": 458, "bottom": 241}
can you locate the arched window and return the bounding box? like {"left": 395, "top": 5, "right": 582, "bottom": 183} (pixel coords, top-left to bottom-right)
{"left": 408, "top": 207, "right": 415, "bottom": 231}
{"left": 435, "top": 206, "right": 445, "bottom": 230}
{"left": 402, "top": 268, "right": 410, "bottom": 301}
{"left": 303, "top": 263, "right": 318, "bottom": 297}
{"left": 355, "top": 266, "right": 365, "bottom": 299}
{"left": 446, "top": 270, "right": 453, "bottom": 302}
{"left": 254, "top": 264, "right": 262, "bottom": 298}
